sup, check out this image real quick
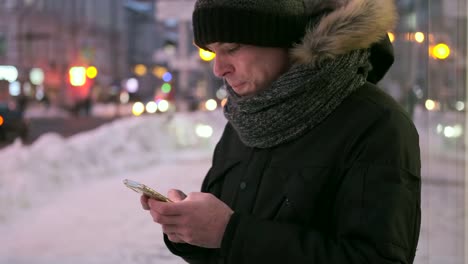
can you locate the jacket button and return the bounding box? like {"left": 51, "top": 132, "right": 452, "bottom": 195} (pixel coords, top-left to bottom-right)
{"left": 240, "top": 181, "right": 247, "bottom": 190}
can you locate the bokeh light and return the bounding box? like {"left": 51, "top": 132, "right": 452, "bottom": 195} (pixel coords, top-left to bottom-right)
{"left": 221, "top": 98, "right": 228, "bottom": 107}
{"left": 430, "top": 43, "right": 451, "bottom": 60}
{"left": 162, "top": 72, "right": 172, "bottom": 82}
{"left": 425, "top": 99, "right": 436, "bottom": 111}
{"left": 387, "top": 32, "right": 395, "bottom": 43}
{"left": 132, "top": 102, "right": 145, "bottom": 116}
{"left": 195, "top": 124, "right": 213, "bottom": 138}
{"left": 30, "top": 68, "right": 45, "bottom": 85}
{"left": 161, "top": 83, "right": 172, "bottom": 93}
{"left": 414, "top": 32, "right": 425, "bottom": 43}
{"left": 86, "top": 66, "right": 98, "bottom": 79}
{"left": 0, "top": 65, "right": 18, "bottom": 82}
{"left": 158, "top": 100, "right": 170, "bottom": 112}
{"left": 126, "top": 78, "right": 139, "bottom": 93}
{"left": 146, "top": 101, "right": 158, "bottom": 113}
{"left": 134, "top": 64, "right": 147, "bottom": 76}
{"left": 69, "top": 66, "right": 86, "bottom": 86}
{"left": 120, "top": 91, "right": 130, "bottom": 104}
{"left": 199, "top": 48, "right": 216, "bottom": 61}
{"left": 205, "top": 99, "right": 217, "bottom": 111}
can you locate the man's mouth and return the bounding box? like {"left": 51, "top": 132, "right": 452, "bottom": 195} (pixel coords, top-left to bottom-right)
{"left": 229, "top": 81, "right": 246, "bottom": 89}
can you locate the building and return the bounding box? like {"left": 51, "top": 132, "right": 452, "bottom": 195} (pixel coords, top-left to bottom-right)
{"left": 0, "top": 0, "right": 128, "bottom": 111}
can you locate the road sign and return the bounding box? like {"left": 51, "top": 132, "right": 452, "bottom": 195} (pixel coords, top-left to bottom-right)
{"left": 156, "top": 0, "right": 196, "bottom": 21}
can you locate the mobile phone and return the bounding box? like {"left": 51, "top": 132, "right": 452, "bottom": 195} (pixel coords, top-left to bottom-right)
{"left": 123, "top": 179, "right": 172, "bottom": 202}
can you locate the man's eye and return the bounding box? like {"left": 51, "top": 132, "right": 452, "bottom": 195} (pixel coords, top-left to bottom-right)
{"left": 227, "top": 44, "right": 241, "bottom": 53}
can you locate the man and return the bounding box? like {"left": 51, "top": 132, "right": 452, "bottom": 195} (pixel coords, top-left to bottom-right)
{"left": 141, "top": 0, "right": 421, "bottom": 263}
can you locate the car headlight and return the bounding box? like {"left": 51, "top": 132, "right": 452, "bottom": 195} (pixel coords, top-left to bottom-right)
{"left": 437, "top": 123, "right": 463, "bottom": 138}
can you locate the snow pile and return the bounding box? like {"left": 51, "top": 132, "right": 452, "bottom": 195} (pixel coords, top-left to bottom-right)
{"left": 0, "top": 110, "right": 226, "bottom": 222}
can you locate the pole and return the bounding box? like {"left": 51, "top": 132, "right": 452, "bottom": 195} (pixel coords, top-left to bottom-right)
{"left": 178, "top": 20, "right": 189, "bottom": 98}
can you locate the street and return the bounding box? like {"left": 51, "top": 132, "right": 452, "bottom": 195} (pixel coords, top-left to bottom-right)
{"left": 414, "top": 105, "right": 465, "bottom": 264}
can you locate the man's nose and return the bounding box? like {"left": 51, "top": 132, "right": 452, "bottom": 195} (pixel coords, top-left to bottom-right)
{"left": 212, "top": 56, "right": 232, "bottom": 77}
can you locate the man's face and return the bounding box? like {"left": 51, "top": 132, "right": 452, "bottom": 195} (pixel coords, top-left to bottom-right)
{"left": 206, "top": 43, "right": 290, "bottom": 97}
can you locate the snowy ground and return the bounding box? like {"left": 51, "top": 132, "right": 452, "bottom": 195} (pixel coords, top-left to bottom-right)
{"left": 0, "top": 106, "right": 465, "bottom": 264}
{"left": 0, "top": 110, "right": 224, "bottom": 264}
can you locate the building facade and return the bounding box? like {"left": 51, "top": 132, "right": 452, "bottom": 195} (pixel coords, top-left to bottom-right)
{"left": 0, "top": 0, "right": 128, "bottom": 109}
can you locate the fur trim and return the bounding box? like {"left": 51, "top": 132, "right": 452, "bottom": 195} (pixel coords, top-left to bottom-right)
{"left": 291, "top": 0, "right": 397, "bottom": 66}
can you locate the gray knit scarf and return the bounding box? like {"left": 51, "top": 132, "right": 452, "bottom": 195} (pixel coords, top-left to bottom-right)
{"left": 223, "top": 49, "right": 370, "bottom": 148}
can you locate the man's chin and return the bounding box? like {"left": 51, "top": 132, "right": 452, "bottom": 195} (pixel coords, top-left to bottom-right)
{"left": 231, "top": 83, "right": 249, "bottom": 96}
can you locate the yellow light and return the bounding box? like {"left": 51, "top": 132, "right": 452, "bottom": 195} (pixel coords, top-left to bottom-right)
{"left": 158, "top": 100, "right": 170, "bottom": 112}
{"left": 431, "top": 43, "right": 451, "bottom": 60}
{"left": 132, "top": 102, "right": 145, "bottom": 116}
{"left": 414, "top": 32, "right": 425, "bottom": 43}
{"left": 0, "top": 115, "right": 3, "bottom": 126}
{"left": 146, "top": 101, "right": 158, "bottom": 113}
{"left": 86, "top": 66, "right": 98, "bottom": 79}
{"left": 199, "top": 48, "right": 216, "bottom": 62}
{"left": 134, "top": 64, "right": 147, "bottom": 76}
{"left": 152, "top": 66, "right": 168, "bottom": 79}
{"left": 425, "top": 99, "right": 436, "bottom": 111}
{"left": 387, "top": 32, "right": 395, "bottom": 43}
{"left": 69, "top": 66, "right": 86, "bottom": 86}
{"left": 205, "top": 99, "right": 217, "bottom": 111}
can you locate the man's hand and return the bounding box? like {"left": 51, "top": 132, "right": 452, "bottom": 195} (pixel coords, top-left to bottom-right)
{"left": 142, "top": 190, "right": 234, "bottom": 248}
{"left": 141, "top": 189, "right": 187, "bottom": 243}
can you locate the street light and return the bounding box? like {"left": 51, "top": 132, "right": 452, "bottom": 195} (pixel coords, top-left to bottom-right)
{"left": 430, "top": 43, "right": 451, "bottom": 60}
{"left": 134, "top": 64, "right": 147, "bottom": 76}
{"left": 152, "top": 66, "right": 168, "bottom": 79}
{"left": 414, "top": 32, "right": 425, "bottom": 43}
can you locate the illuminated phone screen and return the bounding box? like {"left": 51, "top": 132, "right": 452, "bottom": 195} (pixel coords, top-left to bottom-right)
{"left": 123, "top": 179, "right": 172, "bottom": 202}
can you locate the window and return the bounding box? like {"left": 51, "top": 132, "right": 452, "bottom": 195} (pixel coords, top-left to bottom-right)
{"left": 383, "top": 1, "right": 467, "bottom": 263}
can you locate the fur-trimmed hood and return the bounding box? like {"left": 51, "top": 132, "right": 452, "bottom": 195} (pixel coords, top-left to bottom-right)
{"left": 291, "top": 0, "right": 398, "bottom": 83}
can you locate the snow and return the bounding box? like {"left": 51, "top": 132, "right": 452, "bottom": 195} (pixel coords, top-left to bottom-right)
{"left": 0, "top": 110, "right": 226, "bottom": 264}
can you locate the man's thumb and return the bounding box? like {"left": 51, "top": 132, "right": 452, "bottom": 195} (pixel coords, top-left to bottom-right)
{"left": 167, "top": 189, "right": 187, "bottom": 202}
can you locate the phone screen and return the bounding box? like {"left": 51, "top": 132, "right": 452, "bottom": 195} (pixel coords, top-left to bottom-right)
{"left": 123, "top": 179, "right": 172, "bottom": 202}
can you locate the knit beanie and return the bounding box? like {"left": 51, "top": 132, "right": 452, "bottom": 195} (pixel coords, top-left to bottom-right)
{"left": 192, "top": 0, "right": 315, "bottom": 50}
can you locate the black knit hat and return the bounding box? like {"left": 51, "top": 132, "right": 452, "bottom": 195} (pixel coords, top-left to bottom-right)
{"left": 192, "top": 0, "right": 311, "bottom": 50}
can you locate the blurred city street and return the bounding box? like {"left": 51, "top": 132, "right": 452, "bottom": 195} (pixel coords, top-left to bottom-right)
{"left": 414, "top": 106, "right": 465, "bottom": 264}
{"left": 0, "top": 0, "right": 466, "bottom": 263}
